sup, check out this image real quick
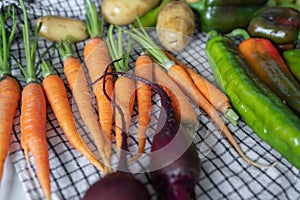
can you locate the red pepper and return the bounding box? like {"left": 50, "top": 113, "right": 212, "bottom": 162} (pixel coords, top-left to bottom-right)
{"left": 238, "top": 38, "right": 300, "bottom": 116}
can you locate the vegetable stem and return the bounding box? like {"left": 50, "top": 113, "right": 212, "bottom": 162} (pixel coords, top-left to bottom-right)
{"left": 57, "top": 40, "right": 74, "bottom": 60}
{"left": 127, "top": 23, "right": 174, "bottom": 70}
{"left": 226, "top": 28, "right": 250, "bottom": 40}
{"left": 85, "top": 0, "right": 103, "bottom": 38}
{"left": 0, "top": 6, "right": 17, "bottom": 77}
{"left": 106, "top": 25, "right": 131, "bottom": 73}
{"left": 20, "top": 0, "right": 39, "bottom": 84}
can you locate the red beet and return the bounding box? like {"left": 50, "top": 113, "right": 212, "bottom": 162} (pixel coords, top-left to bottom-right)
{"left": 83, "top": 171, "right": 150, "bottom": 200}
{"left": 149, "top": 79, "right": 201, "bottom": 200}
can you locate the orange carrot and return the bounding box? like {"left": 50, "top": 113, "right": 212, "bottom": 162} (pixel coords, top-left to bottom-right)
{"left": 106, "top": 25, "right": 136, "bottom": 157}
{"left": 18, "top": 1, "right": 51, "bottom": 199}
{"left": 153, "top": 63, "right": 198, "bottom": 137}
{"left": 164, "top": 50, "right": 239, "bottom": 125}
{"left": 114, "top": 76, "right": 136, "bottom": 156}
{"left": 128, "top": 23, "right": 273, "bottom": 168}
{"left": 167, "top": 64, "right": 269, "bottom": 168}
{"left": 58, "top": 41, "right": 110, "bottom": 174}
{"left": 0, "top": 7, "right": 20, "bottom": 181}
{"left": 84, "top": 0, "right": 113, "bottom": 160}
{"left": 20, "top": 82, "right": 50, "bottom": 200}
{"left": 0, "top": 76, "right": 20, "bottom": 181}
{"left": 130, "top": 54, "right": 153, "bottom": 161}
{"left": 41, "top": 61, "right": 105, "bottom": 173}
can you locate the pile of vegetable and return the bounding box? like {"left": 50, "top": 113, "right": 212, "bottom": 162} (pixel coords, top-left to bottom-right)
{"left": 1, "top": 0, "right": 300, "bottom": 199}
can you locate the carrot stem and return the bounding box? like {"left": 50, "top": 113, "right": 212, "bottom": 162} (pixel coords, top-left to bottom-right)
{"left": 85, "top": 0, "right": 103, "bottom": 38}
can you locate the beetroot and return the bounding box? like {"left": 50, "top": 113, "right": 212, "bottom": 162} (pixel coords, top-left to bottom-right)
{"left": 83, "top": 171, "right": 150, "bottom": 200}
{"left": 148, "top": 77, "right": 201, "bottom": 200}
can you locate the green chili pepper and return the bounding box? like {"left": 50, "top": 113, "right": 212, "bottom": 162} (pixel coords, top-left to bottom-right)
{"left": 206, "top": 33, "right": 300, "bottom": 170}
{"left": 189, "top": 0, "right": 268, "bottom": 33}
{"left": 283, "top": 48, "right": 300, "bottom": 82}
{"left": 133, "top": 0, "right": 172, "bottom": 27}
{"left": 238, "top": 37, "right": 300, "bottom": 116}
{"left": 247, "top": 6, "right": 300, "bottom": 45}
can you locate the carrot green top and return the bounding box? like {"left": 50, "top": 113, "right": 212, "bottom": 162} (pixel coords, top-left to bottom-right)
{"left": 127, "top": 19, "right": 175, "bottom": 71}
{"left": 85, "top": 0, "right": 103, "bottom": 38}
{"left": 0, "top": 6, "right": 17, "bottom": 77}
{"left": 57, "top": 40, "right": 75, "bottom": 61}
{"left": 106, "top": 25, "right": 131, "bottom": 73}
{"left": 18, "top": 0, "right": 40, "bottom": 84}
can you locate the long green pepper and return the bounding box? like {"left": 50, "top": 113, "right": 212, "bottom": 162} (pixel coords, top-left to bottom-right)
{"left": 206, "top": 34, "right": 300, "bottom": 169}
{"left": 283, "top": 49, "right": 300, "bottom": 82}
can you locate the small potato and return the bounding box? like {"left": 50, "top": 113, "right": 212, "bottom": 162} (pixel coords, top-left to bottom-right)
{"left": 156, "top": 1, "right": 195, "bottom": 52}
{"left": 36, "top": 16, "right": 88, "bottom": 43}
{"left": 101, "top": 0, "right": 160, "bottom": 26}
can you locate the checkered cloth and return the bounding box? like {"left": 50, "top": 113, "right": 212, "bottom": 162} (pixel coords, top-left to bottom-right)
{"left": 1, "top": 0, "right": 300, "bottom": 199}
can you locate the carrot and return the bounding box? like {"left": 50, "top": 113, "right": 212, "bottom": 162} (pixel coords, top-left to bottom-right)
{"left": 0, "top": 7, "right": 20, "bottom": 182}
{"left": 20, "top": 82, "right": 50, "bottom": 199}
{"left": 84, "top": 0, "right": 113, "bottom": 160}
{"left": 41, "top": 60, "right": 105, "bottom": 173}
{"left": 57, "top": 40, "right": 110, "bottom": 174}
{"left": 153, "top": 63, "right": 198, "bottom": 138}
{"left": 114, "top": 76, "right": 136, "bottom": 157}
{"left": 128, "top": 54, "right": 153, "bottom": 161}
{"left": 164, "top": 50, "right": 239, "bottom": 126}
{"left": 169, "top": 64, "right": 271, "bottom": 168}
{"left": 128, "top": 21, "right": 274, "bottom": 168}
{"left": 106, "top": 25, "right": 135, "bottom": 157}
{"left": 17, "top": 1, "right": 51, "bottom": 199}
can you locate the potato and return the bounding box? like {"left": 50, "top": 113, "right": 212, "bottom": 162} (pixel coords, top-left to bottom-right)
{"left": 156, "top": 1, "right": 195, "bottom": 52}
{"left": 101, "top": 0, "right": 160, "bottom": 26}
{"left": 36, "top": 16, "right": 88, "bottom": 43}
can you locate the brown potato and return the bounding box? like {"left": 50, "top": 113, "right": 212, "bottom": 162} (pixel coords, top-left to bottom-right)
{"left": 36, "top": 16, "right": 88, "bottom": 43}
{"left": 101, "top": 0, "right": 160, "bottom": 26}
{"left": 156, "top": 1, "right": 195, "bottom": 52}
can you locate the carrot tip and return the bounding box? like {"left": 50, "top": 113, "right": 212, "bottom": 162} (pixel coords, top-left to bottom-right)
{"left": 24, "top": 149, "right": 30, "bottom": 166}
{"left": 128, "top": 153, "right": 144, "bottom": 163}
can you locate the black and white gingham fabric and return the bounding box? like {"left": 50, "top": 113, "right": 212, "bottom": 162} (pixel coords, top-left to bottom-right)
{"left": 1, "top": 0, "right": 300, "bottom": 199}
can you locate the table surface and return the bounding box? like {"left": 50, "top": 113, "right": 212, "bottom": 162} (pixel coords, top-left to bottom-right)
{"left": 1, "top": 157, "right": 27, "bottom": 200}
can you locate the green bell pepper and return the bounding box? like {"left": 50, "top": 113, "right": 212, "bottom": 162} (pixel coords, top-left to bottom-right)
{"left": 283, "top": 49, "right": 300, "bottom": 82}
{"left": 189, "top": 0, "right": 268, "bottom": 33}
{"left": 206, "top": 33, "right": 300, "bottom": 170}
{"left": 247, "top": 6, "right": 300, "bottom": 45}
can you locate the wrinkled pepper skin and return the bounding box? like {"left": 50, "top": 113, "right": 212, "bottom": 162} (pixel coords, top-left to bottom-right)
{"left": 238, "top": 38, "right": 300, "bottom": 116}
{"left": 248, "top": 6, "right": 300, "bottom": 45}
{"left": 283, "top": 49, "right": 300, "bottom": 82}
{"left": 206, "top": 35, "right": 300, "bottom": 170}
{"left": 189, "top": 0, "right": 268, "bottom": 33}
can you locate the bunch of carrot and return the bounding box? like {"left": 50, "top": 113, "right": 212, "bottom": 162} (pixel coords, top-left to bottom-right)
{"left": 126, "top": 19, "right": 275, "bottom": 168}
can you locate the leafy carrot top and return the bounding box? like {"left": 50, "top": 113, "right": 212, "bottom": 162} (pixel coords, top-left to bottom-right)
{"left": 85, "top": 0, "right": 103, "bottom": 38}
{"left": 17, "top": 0, "right": 40, "bottom": 84}
{"left": 0, "top": 6, "right": 17, "bottom": 77}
